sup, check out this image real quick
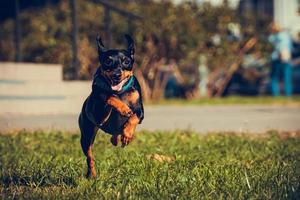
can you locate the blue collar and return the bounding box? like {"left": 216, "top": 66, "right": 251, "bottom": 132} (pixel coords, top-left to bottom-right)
{"left": 117, "top": 76, "right": 134, "bottom": 94}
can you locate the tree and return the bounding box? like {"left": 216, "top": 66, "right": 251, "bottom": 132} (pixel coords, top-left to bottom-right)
{"left": 0, "top": 0, "right": 272, "bottom": 100}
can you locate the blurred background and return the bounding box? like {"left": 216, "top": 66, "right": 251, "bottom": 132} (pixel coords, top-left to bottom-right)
{"left": 0, "top": 0, "right": 300, "bottom": 116}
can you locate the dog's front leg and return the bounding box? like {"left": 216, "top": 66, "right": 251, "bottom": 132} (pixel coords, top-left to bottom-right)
{"left": 107, "top": 95, "right": 133, "bottom": 117}
{"left": 122, "top": 114, "right": 139, "bottom": 147}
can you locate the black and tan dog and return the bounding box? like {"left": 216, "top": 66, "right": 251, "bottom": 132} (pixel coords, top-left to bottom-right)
{"left": 79, "top": 35, "right": 144, "bottom": 178}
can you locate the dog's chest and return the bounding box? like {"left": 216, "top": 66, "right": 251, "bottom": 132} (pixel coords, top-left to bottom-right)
{"left": 100, "top": 109, "right": 128, "bottom": 134}
{"left": 100, "top": 91, "right": 140, "bottom": 135}
{"left": 119, "top": 90, "right": 140, "bottom": 107}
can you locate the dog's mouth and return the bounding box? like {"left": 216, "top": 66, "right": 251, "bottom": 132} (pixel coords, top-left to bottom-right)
{"left": 111, "top": 77, "right": 130, "bottom": 92}
{"left": 101, "top": 70, "right": 133, "bottom": 92}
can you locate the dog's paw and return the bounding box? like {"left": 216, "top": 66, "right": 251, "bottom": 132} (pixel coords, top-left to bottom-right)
{"left": 121, "top": 126, "right": 135, "bottom": 147}
{"left": 86, "top": 168, "right": 97, "bottom": 179}
{"left": 120, "top": 106, "right": 133, "bottom": 117}
{"left": 121, "top": 135, "right": 133, "bottom": 147}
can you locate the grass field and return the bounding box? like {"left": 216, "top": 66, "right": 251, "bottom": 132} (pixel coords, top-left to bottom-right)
{"left": 1, "top": 130, "right": 300, "bottom": 199}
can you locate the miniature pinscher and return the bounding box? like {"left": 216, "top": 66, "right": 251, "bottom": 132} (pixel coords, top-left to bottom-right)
{"left": 78, "top": 35, "right": 144, "bottom": 178}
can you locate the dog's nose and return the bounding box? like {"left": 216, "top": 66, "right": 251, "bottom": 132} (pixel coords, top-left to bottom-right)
{"left": 113, "top": 68, "right": 122, "bottom": 80}
{"left": 113, "top": 73, "right": 121, "bottom": 79}
{"left": 115, "top": 68, "right": 122, "bottom": 74}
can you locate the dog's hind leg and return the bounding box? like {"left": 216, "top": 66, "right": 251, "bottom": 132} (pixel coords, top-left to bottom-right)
{"left": 110, "top": 134, "right": 121, "bottom": 146}
{"left": 79, "top": 113, "right": 98, "bottom": 178}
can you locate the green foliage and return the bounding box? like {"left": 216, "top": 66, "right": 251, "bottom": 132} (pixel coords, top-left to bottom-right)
{"left": 1, "top": 130, "right": 300, "bottom": 199}
{"left": 0, "top": 1, "right": 271, "bottom": 81}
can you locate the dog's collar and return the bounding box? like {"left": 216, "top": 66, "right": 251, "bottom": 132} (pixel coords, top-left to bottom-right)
{"left": 116, "top": 76, "right": 134, "bottom": 94}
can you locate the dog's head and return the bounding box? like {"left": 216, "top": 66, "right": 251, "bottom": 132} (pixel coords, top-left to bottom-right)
{"left": 97, "top": 35, "right": 135, "bottom": 91}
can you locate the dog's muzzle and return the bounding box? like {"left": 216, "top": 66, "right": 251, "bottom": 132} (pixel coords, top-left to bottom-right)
{"left": 112, "top": 73, "right": 122, "bottom": 85}
{"left": 111, "top": 77, "right": 130, "bottom": 92}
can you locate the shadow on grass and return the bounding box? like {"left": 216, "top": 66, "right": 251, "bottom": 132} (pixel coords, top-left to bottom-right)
{"left": 1, "top": 173, "right": 78, "bottom": 187}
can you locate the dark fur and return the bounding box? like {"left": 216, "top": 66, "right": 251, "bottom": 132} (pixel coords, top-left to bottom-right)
{"left": 78, "top": 35, "right": 144, "bottom": 178}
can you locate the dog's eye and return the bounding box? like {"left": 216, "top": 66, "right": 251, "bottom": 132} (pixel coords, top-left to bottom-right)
{"left": 104, "top": 58, "right": 113, "bottom": 66}
{"left": 122, "top": 58, "right": 131, "bottom": 66}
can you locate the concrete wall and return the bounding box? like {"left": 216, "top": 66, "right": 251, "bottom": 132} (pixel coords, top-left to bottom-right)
{"left": 0, "top": 62, "right": 91, "bottom": 115}
{"left": 274, "top": 0, "right": 300, "bottom": 38}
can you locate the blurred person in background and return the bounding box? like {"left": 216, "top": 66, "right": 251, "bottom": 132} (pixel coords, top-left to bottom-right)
{"left": 268, "top": 22, "right": 293, "bottom": 96}
{"left": 198, "top": 55, "right": 209, "bottom": 97}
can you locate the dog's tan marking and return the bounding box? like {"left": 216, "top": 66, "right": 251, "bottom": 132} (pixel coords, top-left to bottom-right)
{"left": 107, "top": 96, "right": 133, "bottom": 117}
{"left": 86, "top": 145, "right": 96, "bottom": 178}
{"left": 123, "top": 90, "right": 139, "bottom": 104}
{"left": 121, "top": 71, "right": 133, "bottom": 80}
{"left": 122, "top": 114, "right": 139, "bottom": 147}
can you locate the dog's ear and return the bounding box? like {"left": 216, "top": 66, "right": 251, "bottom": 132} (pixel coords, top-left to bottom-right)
{"left": 96, "top": 35, "right": 106, "bottom": 56}
{"left": 125, "top": 34, "right": 135, "bottom": 58}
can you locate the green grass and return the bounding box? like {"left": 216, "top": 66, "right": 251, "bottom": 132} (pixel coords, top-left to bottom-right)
{"left": 147, "top": 96, "right": 300, "bottom": 106}
{"left": 1, "top": 130, "right": 300, "bottom": 199}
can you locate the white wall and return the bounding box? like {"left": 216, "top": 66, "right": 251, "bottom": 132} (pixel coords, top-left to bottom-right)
{"left": 0, "top": 62, "right": 91, "bottom": 115}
